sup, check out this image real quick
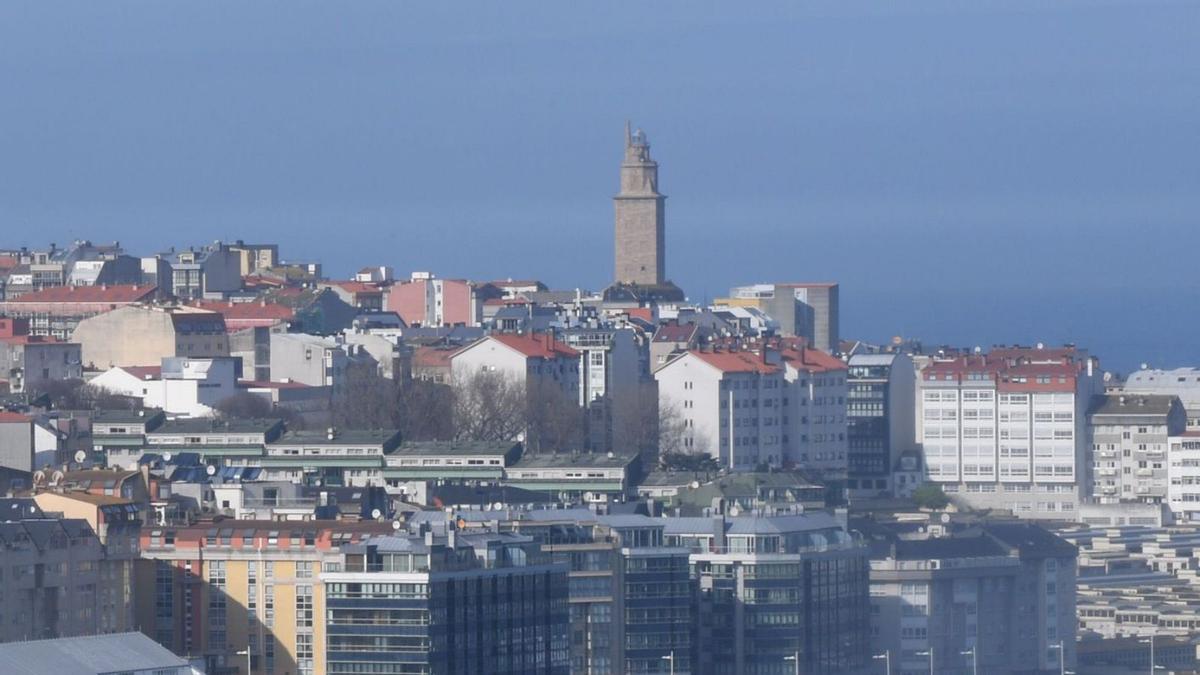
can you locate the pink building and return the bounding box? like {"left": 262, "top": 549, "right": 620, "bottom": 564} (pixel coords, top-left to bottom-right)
{"left": 386, "top": 273, "right": 482, "bottom": 327}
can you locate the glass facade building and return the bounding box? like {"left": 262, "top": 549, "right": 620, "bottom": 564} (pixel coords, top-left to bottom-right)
{"left": 324, "top": 529, "right": 570, "bottom": 675}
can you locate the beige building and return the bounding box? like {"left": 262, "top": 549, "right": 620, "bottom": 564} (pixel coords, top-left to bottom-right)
{"left": 136, "top": 519, "right": 390, "bottom": 675}
{"left": 72, "top": 304, "right": 228, "bottom": 369}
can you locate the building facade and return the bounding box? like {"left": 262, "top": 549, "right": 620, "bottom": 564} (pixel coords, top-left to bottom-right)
{"left": 845, "top": 353, "right": 916, "bottom": 494}
{"left": 1088, "top": 393, "right": 1186, "bottom": 505}
{"left": 918, "top": 347, "right": 1101, "bottom": 518}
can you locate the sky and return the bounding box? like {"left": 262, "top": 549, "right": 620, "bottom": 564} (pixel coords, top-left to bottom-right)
{"left": 1, "top": 1, "right": 1197, "bottom": 373}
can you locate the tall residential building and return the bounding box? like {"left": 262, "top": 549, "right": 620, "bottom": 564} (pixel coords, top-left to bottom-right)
{"left": 1087, "top": 393, "right": 1186, "bottom": 505}
{"left": 719, "top": 283, "right": 840, "bottom": 353}
{"left": 0, "top": 498, "right": 136, "bottom": 642}
{"left": 562, "top": 326, "right": 649, "bottom": 454}
{"left": 779, "top": 344, "right": 848, "bottom": 475}
{"left": 845, "top": 353, "right": 916, "bottom": 494}
{"left": 614, "top": 122, "right": 666, "bottom": 286}
{"left": 918, "top": 346, "right": 1101, "bottom": 518}
{"left": 865, "top": 522, "right": 1078, "bottom": 675}
{"left": 518, "top": 510, "right": 695, "bottom": 675}
{"left": 663, "top": 512, "right": 871, "bottom": 675}
{"left": 135, "top": 519, "right": 391, "bottom": 675}
{"left": 325, "top": 527, "right": 570, "bottom": 675}
{"left": 653, "top": 348, "right": 786, "bottom": 470}
{"left": 1167, "top": 431, "right": 1200, "bottom": 521}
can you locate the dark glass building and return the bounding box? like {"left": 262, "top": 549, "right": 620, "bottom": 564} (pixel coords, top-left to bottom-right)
{"left": 324, "top": 528, "right": 570, "bottom": 675}
{"left": 846, "top": 354, "right": 916, "bottom": 495}
{"left": 664, "top": 512, "right": 871, "bottom": 675}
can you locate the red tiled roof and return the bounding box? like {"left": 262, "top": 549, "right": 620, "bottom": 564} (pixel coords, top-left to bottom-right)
{"left": 626, "top": 308, "right": 653, "bottom": 323}
{"left": 0, "top": 411, "right": 32, "bottom": 423}
{"left": 330, "top": 280, "right": 384, "bottom": 295}
{"left": 781, "top": 346, "right": 846, "bottom": 373}
{"left": 119, "top": 365, "right": 162, "bottom": 380}
{"left": 189, "top": 300, "right": 294, "bottom": 324}
{"left": 3, "top": 284, "right": 156, "bottom": 303}
{"left": 0, "top": 256, "right": 19, "bottom": 269}
{"left": 690, "top": 350, "right": 781, "bottom": 375}
{"left": 653, "top": 323, "right": 698, "bottom": 343}
{"left": 488, "top": 333, "right": 579, "bottom": 359}
{"left": 413, "top": 346, "right": 456, "bottom": 369}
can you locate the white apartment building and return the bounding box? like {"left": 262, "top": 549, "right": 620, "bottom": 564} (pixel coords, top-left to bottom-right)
{"left": 450, "top": 332, "right": 580, "bottom": 400}
{"left": 779, "top": 345, "right": 848, "bottom": 474}
{"left": 653, "top": 348, "right": 784, "bottom": 470}
{"left": 1168, "top": 431, "right": 1200, "bottom": 521}
{"left": 919, "top": 347, "right": 1100, "bottom": 518}
{"left": 1088, "top": 393, "right": 1186, "bottom": 506}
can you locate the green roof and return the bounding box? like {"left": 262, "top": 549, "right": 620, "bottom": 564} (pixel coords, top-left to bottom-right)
{"left": 503, "top": 480, "right": 625, "bottom": 493}
{"left": 275, "top": 429, "right": 401, "bottom": 446}
{"left": 153, "top": 418, "right": 283, "bottom": 435}
{"left": 510, "top": 452, "right": 636, "bottom": 470}
{"left": 389, "top": 440, "right": 520, "bottom": 457}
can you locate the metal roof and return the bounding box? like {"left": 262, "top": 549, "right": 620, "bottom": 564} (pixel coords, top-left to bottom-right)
{"left": 0, "top": 631, "right": 187, "bottom": 675}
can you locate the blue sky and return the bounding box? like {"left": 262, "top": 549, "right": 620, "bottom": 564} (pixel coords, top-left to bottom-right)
{"left": 1, "top": 1, "right": 1196, "bottom": 371}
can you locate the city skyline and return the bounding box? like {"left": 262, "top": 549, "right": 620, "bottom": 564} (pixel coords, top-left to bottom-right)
{"left": 1, "top": 2, "right": 1197, "bottom": 372}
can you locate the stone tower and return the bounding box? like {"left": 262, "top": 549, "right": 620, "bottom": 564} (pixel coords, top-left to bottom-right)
{"left": 614, "top": 121, "right": 666, "bottom": 286}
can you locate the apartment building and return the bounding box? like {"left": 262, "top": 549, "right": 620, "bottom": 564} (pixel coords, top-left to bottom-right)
{"left": 1122, "top": 367, "right": 1200, "bottom": 429}
{"left": 663, "top": 512, "right": 870, "bottom": 675}
{"left": 718, "top": 282, "right": 840, "bottom": 353}
{"left": 269, "top": 332, "right": 348, "bottom": 394}
{"left": 561, "top": 326, "right": 648, "bottom": 454}
{"left": 386, "top": 272, "right": 482, "bottom": 327}
{"left": 0, "top": 498, "right": 135, "bottom": 642}
{"left": 654, "top": 348, "right": 785, "bottom": 470}
{"left": 866, "top": 522, "right": 1078, "bottom": 675}
{"left": 779, "top": 344, "right": 848, "bottom": 474}
{"left": 1088, "top": 393, "right": 1186, "bottom": 505}
{"left": 0, "top": 317, "right": 82, "bottom": 393}
{"left": 324, "top": 527, "right": 570, "bottom": 675}
{"left": 919, "top": 346, "right": 1101, "bottom": 518}
{"left": 255, "top": 428, "right": 402, "bottom": 488}
{"left": 1168, "top": 431, "right": 1200, "bottom": 521}
{"left": 0, "top": 283, "right": 158, "bottom": 340}
{"left": 450, "top": 332, "right": 580, "bottom": 398}
{"left": 72, "top": 304, "right": 229, "bottom": 369}
{"left": 136, "top": 519, "right": 391, "bottom": 675}
{"left": 846, "top": 353, "right": 916, "bottom": 494}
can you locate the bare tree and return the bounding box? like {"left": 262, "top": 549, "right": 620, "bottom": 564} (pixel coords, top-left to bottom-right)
{"left": 332, "top": 363, "right": 400, "bottom": 430}
{"left": 33, "top": 379, "right": 136, "bottom": 411}
{"left": 524, "top": 379, "right": 584, "bottom": 454}
{"left": 396, "top": 379, "right": 454, "bottom": 441}
{"left": 215, "top": 391, "right": 303, "bottom": 427}
{"left": 451, "top": 370, "right": 526, "bottom": 443}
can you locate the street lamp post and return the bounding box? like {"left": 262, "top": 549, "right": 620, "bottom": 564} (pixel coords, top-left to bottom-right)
{"left": 784, "top": 651, "right": 800, "bottom": 675}
{"left": 235, "top": 648, "right": 251, "bottom": 675}
{"left": 961, "top": 647, "right": 977, "bottom": 675}
{"left": 1050, "top": 639, "right": 1066, "bottom": 675}
{"left": 1139, "top": 635, "right": 1158, "bottom": 675}
{"left": 872, "top": 650, "right": 891, "bottom": 675}
{"left": 916, "top": 648, "right": 934, "bottom": 675}
{"left": 662, "top": 650, "right": 675, "bottom": 675}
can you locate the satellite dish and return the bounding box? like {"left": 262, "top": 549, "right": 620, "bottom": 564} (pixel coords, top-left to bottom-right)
{"left": 493, "top": 502, "right": 504, "bottom": 511}
{"left": 690, "top": 481, "right": 701, "bottom": 489}
{"left": 940, "top": 513, "right": 951, "bottom": 524}
{"left": 161, "top": 452, "right": 172, "bottom": 463}
{"left": 205, "top": 465, "right": 217, "bottom": 476}
{"left": 371, "top": 508, "right": 382, "bottom": 520}
{"left": 74, "top": 450, "right": 87, "bottom": 464}
{"left": 391, "top": 520, "right": 401, "bottom": 530}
